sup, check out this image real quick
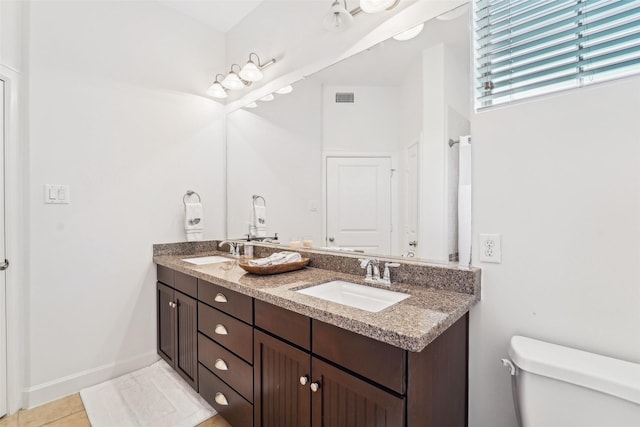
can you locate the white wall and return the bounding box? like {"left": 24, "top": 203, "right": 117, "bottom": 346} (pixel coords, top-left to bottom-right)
{"left": 26, "top": 0, "right": 226, "bottom": 406}
{"left": 226, "top": 78, "right": 323, "bottom": 245}
{"left": 470, "top": 78, "right": 640, "bottom": 427}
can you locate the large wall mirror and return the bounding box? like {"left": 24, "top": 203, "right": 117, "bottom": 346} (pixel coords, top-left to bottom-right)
{"left": 226, "top": 4, "right": 472, "bottom": 265}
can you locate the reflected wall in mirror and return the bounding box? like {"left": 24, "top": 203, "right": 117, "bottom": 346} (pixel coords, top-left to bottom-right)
{"left": 226, "top": 4, "right": 471, "bottom": 265}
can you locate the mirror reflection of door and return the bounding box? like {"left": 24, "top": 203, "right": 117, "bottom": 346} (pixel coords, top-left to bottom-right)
{"left": 0, "top": 78, "right": 6, "bottom": 418}
{"left": 405, "top": 141, "right": 419, "bottom": 258}
{"left": 326, "top": 156, "right": 391, "bottom": 253}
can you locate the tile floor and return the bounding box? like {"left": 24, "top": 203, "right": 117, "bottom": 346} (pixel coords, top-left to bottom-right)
{"left": 0, "top": 393, "right": 231, "bottom": 427}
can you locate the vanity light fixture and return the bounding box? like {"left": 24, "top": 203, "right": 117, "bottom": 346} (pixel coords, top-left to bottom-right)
{"left": 222, "top": 64, "right": 248, "bottom": 90}
{"left": 207, "top": 74, "right": 228, "bottom": 99}
{"left": 392, "top": 22, "right": 424, "bottom": 41}
{"left": 275, "top": 85, "right": 293, "bottom": 95}
{"left": 322, "top": 0, "right": 354, "bottom": 32}
{"left": 322, "top": 0, "right": 400, "bottom": 32}
{"left": 239, "top": 53, "right": 276, "bottom": 82}
{"left": 245, "top": 102, "right": 258, "bottom": 109}
{"left": 259, "top": 93, "right": 275, "bottom": 102}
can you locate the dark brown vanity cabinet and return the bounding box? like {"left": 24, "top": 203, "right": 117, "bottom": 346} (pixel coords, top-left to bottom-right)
{"left": 156, "top": 266, "right": 198, "bottom": 391}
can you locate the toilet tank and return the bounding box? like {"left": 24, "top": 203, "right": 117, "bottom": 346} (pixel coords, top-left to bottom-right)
{"left": 508, "top": 336, "right": 640, "bottom": 427}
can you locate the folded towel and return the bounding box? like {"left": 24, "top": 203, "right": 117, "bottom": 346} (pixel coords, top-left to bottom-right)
{"left": 248, "top": 251, "right": 302, "bottom": 267}
{"left": 251, "top": 205, "right": 266, "bottom": 238}
{"left": 185, "top": 202, "right": 203, "bottom": 241}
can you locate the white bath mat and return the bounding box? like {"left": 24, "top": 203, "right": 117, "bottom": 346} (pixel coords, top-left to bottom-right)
{"left": 80, "top": 360, "right": 216, "bottom": 427}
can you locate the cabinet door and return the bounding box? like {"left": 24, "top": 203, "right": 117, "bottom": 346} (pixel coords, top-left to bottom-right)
{"left": 254, "top": 330, "right": 311, "bottom": 427}
{"left": 175, "top": 290, "right": 198, "bottom": 390}
{"left": 157, "top": 282, "right": 175, "bottom": 365}
{"left": 311, "top": 357, "right": 405, "bottom": 427}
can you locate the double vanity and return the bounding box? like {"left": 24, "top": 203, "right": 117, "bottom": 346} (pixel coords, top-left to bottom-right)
{"left": 153, "top": 241, "right": 480, "bottom": 427}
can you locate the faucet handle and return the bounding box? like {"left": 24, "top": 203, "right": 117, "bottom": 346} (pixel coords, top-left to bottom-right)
{"left": 383, "top": 263, "right": 401, "bottom": 283}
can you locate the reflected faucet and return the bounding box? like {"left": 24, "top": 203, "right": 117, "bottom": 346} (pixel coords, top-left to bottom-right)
{"left": 359, "top": 258, "right": 380, "bottom": 284}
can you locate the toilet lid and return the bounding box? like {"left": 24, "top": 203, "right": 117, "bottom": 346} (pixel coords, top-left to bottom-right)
{"left": 509, "top": 336, "right": 640, "bottom": 405}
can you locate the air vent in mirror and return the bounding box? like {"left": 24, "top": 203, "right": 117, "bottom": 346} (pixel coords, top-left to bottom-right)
{"left": 335, "top": 92, "right": 355, "bottom": 103}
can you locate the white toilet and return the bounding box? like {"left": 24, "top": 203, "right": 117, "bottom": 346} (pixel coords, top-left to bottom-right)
{"left": 505, "top": 335, "right": 640, "bottom": 427}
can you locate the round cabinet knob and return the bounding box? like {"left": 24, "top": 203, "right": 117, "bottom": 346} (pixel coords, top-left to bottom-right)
{"left": 214, "top": 359, "right": 228, "bottom": 371}
{"left": 214, "top": 293, "right": 228, "bottom": 303}
{"left": 299, "top": 376, "right": 309, "bottom": 385}
{"left": 310, "top": 382, "right": 320, "bottom": 392}
{"left": 214, "top": 392, "right": 229, "bottom": 406}
{"left": 214, "top": 324, "right": 228, "bottom": 335}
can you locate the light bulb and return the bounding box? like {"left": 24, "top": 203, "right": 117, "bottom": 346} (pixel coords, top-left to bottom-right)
{"left": 260, "top": 94, "right": 275, "bottom": 102}
{"left": 206, "top": 82, "right": 227, "bottom": 99}
{"left": 239, "top": 61, "right": 263, "bottom": 82}
{"left": 222, "top": 71, "right": 245, "bottom": 90}
{"left": 393, "top": 23, "right": 424, "bottom": 41}
{"left": 245, "top": 102, "right": 258, "bottom": 109}
{"left": 323, "top": 1, "right": 353, "bottom": 32}
{"left": 275, "top": 85, "right": 293, "bottom": 95}
{"left": 360, "top": 0, "right": 395, "bottom": 14}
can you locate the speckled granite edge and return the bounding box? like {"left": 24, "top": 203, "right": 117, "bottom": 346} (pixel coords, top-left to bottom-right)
{"left": 153, "top": 241, "right": 221, "bottom": 256}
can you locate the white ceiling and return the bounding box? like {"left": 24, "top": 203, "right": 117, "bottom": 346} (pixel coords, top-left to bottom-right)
{"left": 158, "top": 0, "right": 266, "bottom": 33}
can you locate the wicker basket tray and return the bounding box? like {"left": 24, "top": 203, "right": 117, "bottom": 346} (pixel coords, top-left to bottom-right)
{"left": 238, "top": 258, "right": 310, "bottom": 275}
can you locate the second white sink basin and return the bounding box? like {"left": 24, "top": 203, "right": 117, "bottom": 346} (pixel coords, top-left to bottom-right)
{"left": 181, "top": 256, "right": 232, "bottom": 265}
{"left": 296, "top": 280, "right": 410, "bottom": 313}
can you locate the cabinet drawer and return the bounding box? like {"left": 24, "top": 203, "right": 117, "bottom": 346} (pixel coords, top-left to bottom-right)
{"left": 199, "top": 302, "right": 253, "bottom": 363}
{"left": 312, "top": 320, "right": 406, "bottom": 394}
{"left": 198, "top": 333, "right": 253, "bottom": 402}
{"left": 255, "top": 300, "right": 310, "bottom": 350}
{"left": 157, "top": 265, "right": 174, "bottom": 287}
{"left": 199, "top": 364, "right": 253, "bottom": 427}
{"left": 199, "top": 279, "right": 253, "bottom": 324}
{"left": 174, "top": 271, "right": 197, "bottom": 298}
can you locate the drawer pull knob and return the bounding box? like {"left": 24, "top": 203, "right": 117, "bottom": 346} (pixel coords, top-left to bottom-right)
{"left": 168, "top": 301, "right": 176, "bottom": 308}
{"left": 214, "top": 293, "right": 228, "bottom": 303}
{"left": 214, "top": 324, "right": 228, "bottom": 335}
{"left": 299, "top": 375, "right": 309, "bottom": 385}
{"left": 214, "top": 359, "right": 229, "bottom": 371}
{"left": 214, "top": 392, "right": 229, "bottom": 406}
{"left": 310, "top": 382, "right": 320, "bottom": 392}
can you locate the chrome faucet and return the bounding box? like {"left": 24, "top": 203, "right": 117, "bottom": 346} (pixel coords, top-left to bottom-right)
{"left": 359, "top": 258, "right": 400, "bottom": 285}
{"left": 219, "top": 240, "right": 242, "bottom": 257}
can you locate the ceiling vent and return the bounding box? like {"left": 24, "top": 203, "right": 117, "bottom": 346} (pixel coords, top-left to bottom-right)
{"left": 335, "top": 92, "right": 355, "bottom": 103}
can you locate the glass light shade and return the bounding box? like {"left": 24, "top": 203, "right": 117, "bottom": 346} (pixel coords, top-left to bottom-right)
{"left": 322, "top": 2, "right": 353, "bottom": 32}
{"left": 360, "top": 0, "right": 395, "bottom": 13}
{"left": 275, "top": 85, "right": 293, "bottom": 95}
{"left": 221, "top": 71, "right": 245, "bottom": 90}
{"left": 393, "top": 23, "right": 424, "bottom": 41}
{"left": 259, "top": 94, "right": 275, "bottom": 102}
{"left": 206, "top": 82, "right": 228, "bottom": 98}
{"left": 239, "top": 61, "right": 263, "bottom": 82}
{"left": 245, "top": 102, "right": 258, "bottom": 109}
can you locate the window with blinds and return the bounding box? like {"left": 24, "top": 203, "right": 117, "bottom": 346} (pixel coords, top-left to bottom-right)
{"left": 476, "top": 0, "right": 640, "bottom": 108}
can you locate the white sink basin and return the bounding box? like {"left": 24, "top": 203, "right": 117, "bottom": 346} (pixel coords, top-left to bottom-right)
{"left": 181, "top": 256, "right": 232, "bottom": 265}
{"left": 296, "top": 280, "right": 410, "bottom": 313}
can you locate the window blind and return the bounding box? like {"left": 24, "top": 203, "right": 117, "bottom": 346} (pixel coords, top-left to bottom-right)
{"left": 476, "top": 0, "right": 640, "bottom": 108}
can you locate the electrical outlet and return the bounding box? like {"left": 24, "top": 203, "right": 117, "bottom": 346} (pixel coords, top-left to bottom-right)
{"left": 479, "top": 233, "right": 501, "bottom": 263}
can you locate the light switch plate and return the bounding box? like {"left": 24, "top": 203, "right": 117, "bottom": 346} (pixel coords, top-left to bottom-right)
{"left": 45, "top": 184, "right": 70, "bottom": 204}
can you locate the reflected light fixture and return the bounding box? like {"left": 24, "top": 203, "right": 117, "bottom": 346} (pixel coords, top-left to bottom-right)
{"left": 245, "top": 102, "right": 258, "bottom": 109}
{"left": 275, "top": 85, "right": 293, "bottom": 95}
{"left": 322, "top": 0, "right": 354, "bottom": 32}
{"left": 239, "top": 52, "right": 276, "bottom": 82}
{"left": 260, "top": 93, "right": 275, "bottom": 102}
{"left": 393, "top": 23, "right": 424, "bottom": 41}
{"left": 360, "top": 0, "right": 398, "bottom": 14}
{"left": 222, "top": 64, "right": 247, "bottom": 90}
{"left": 207, "top": 74, "right": 228, "bottom": 99}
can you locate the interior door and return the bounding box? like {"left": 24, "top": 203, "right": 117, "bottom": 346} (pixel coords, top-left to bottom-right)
{"left": 326, "top": 156, "right": 391, "bottom": 253}
{"left": 405, "top": 143, "right": 419, "bottom": 257}
{"left": 0, "top": 79, "right": 6, "bottom": 418}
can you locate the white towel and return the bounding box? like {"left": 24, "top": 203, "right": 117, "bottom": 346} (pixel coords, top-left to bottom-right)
{"left": 250, "top": 204, "right": 267, "bottom": 238}
{"left": 249, "top": 251, "right": 301, "bottom": 266}
{"left": 185, "top": 202, "right": 203, "bottom": 242}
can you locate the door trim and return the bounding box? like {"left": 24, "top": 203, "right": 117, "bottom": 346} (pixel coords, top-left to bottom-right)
{"left": 322, "top": 152, "right": 397, "bottom": 251}
{"left": 1, "top": 65, "right": 26, "bottom": 414}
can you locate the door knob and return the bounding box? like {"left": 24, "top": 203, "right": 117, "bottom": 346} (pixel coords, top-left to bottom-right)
{"left": 409, "top": 240, "right": 417, "bottom": 247}
{"left": 310, "top": 382, "right": 320, "bottom": 392}
{"left": 328, "top": 237, "right": 335, "bottom": 242}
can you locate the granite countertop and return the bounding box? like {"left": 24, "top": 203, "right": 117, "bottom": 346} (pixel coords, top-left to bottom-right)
{"left": 154, "top": 250, "right": 480, "bottom": 352}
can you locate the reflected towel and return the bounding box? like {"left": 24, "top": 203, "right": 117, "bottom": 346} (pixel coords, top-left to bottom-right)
{"left": 251, "top": 205, "right": 266, "bottom": 238}
{"left": 249, "top": 251, "right": 302, "bottom": 267}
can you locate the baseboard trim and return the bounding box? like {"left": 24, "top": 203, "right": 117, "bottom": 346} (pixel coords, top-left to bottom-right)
{"left": 23, "top": 351, "right": 160, "bottom": 409}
